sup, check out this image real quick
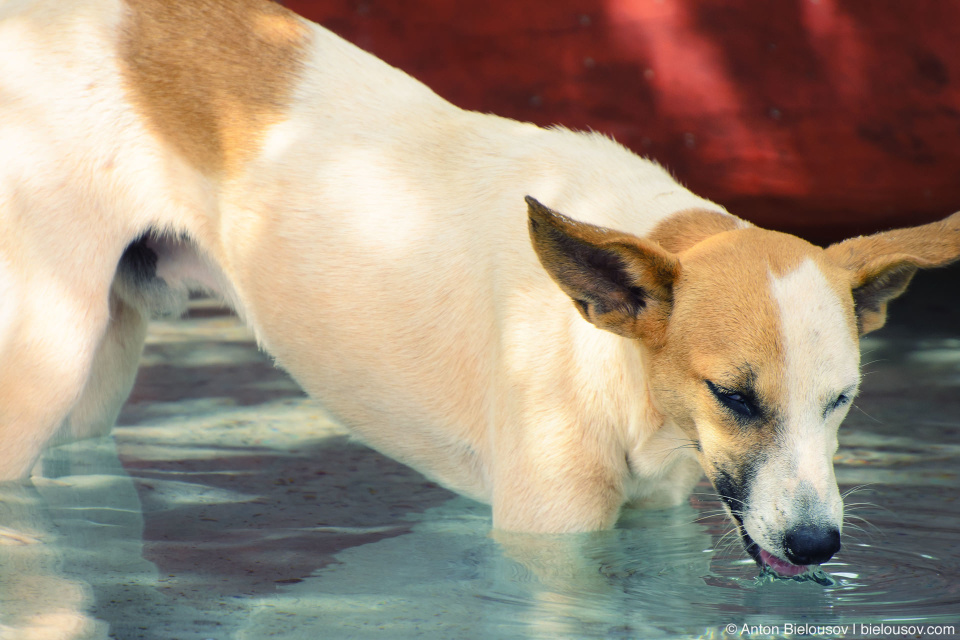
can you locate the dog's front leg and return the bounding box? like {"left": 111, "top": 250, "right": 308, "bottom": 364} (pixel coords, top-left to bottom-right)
{"left": 492, "top": 461, "right": 626, "bottom": 534}
{"left": 490, "top": 412, "right": 627, "bottom": 533}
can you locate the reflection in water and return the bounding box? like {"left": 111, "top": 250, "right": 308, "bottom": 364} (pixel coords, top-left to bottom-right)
{"left": 0, "top": 270, "right": 957, "bottom": 639}
{"left": 0, "top": 481, "right": 104, "bottom": 639}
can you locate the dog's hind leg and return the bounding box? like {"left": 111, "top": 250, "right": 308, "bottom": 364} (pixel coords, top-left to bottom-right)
{"left": 53, "top": 236, "right": 189, "bottom": 444}
{"left": 0, "top": 257, "right": 118, "bottom": 480}
{"left": 0, "top": 225, "right": 185, "bottom": 479}
{"left": 52, "top": 290, "right": 149, "bottom": 443}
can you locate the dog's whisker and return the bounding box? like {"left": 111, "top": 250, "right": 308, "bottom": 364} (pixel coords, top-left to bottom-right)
{"left": 689, "top": 490, "right": 747, "bottom": 508}
{"left": 840, "top": 483, "right": 877, "bottom": 499}
{"left": 844, "top": 500, "right": 891, "bottom": 516}
{"left": 715, "top": 531, "right": 746, "bottom": 559}
{"left": 852, "top": 403, "right": 884, "bottom": 424}
{"left": 844, "top": 502, "right": 883, "bottom": 511}
{"left": 687, "top": 512, "right": 730, "bottom": 525}
{"left": 841, "top": 523, "right": 875, "bottom": 540}
{"left": 843, "top": 513, "right": 883, "bottom": 531}
{"left": 689, "top": 492, "right": 724, "bottom": 500}
{"left": 713, "top": 525, "right": 742, "bottom": 549}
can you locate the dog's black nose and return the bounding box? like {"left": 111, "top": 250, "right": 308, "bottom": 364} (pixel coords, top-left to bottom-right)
{"left": 783, "top": 525, "right": 841, "bottom": 565}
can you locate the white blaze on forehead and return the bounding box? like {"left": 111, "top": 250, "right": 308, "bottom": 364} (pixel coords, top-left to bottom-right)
{"left": 770, "top": 258, "right": 860, "bottom": 421}
{"left": 768, "top": 258, "right": 858, "bottom": 501}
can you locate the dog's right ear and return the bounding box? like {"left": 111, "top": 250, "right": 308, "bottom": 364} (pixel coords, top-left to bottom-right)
{"left": 526, "top": 196, "right": 679, "bottom": 347}
{"left": 825, "top": 211, "right": 960, "bottom": 334}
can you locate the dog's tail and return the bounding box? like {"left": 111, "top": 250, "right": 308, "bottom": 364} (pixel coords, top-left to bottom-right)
{"left": 113, "top": 233, "right": 190, "bottom": 318}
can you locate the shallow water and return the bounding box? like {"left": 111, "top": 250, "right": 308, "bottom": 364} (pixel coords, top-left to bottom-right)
{"left": 0, "top": 268, "right": 957, "bottom": 639}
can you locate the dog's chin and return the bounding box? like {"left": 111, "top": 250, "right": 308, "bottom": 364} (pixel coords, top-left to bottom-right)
{"left": 740, "top": 530, "right": 810, "bottom": 577}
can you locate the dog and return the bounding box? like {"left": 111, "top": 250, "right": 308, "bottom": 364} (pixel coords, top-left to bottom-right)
{"left": 1, "top": 0, "right": 958, "bottom": 578}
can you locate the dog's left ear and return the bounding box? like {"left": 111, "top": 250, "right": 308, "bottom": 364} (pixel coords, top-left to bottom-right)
{"left": 526, "top": 196, "right": 679, "bottom": 346}
{"left": 825, "top": 212, "right": 960, "bottom": 334}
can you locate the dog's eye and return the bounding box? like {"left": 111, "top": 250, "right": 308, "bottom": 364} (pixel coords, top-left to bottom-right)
{"left": 822, "top": 391, "right": 855, "bottom": 418}
{"left": 832, "top": 394, "right": 850, "bottom": 410}
{"left": 706, "top": 380, "right": 757, "bottom": 419}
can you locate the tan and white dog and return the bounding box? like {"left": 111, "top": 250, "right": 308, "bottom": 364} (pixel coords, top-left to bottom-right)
{"left": 1, "top": 0, "right": 958, "bottom": 577}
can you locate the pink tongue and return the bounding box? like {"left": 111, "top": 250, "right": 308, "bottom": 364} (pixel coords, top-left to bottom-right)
{"left": 759, "top": 550, "right": 809, "bottom": 577}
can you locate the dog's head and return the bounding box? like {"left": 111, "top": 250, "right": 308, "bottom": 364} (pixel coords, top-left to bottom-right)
{"left": 527, "top": 197, "right": 960, "bottom": 576}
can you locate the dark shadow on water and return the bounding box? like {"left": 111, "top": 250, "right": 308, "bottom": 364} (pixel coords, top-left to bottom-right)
{"left": 126, "top": 362, "right": 305, "bottom": 408}
{"left": 123, "top": 435, "right": 457, "bottom": 598}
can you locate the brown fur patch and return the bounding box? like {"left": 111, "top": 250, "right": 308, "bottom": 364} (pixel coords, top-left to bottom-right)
{"left": 647, "top": 209, "right": 747, "bottom": 254}
{"left": 119, "top": 0, "right": 311, "bottom": 175}
{"left": 659, "top": 230, "right": 791, "bottom": 417}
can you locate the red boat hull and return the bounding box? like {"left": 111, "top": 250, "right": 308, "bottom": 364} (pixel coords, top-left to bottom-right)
{"left": 285, "top": 0, "right": 960, "bottom": 242}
